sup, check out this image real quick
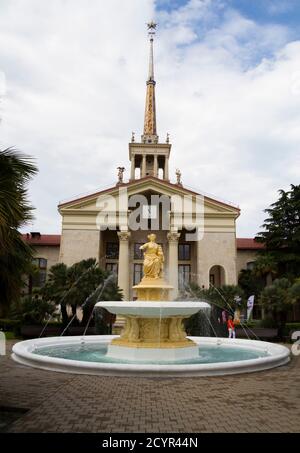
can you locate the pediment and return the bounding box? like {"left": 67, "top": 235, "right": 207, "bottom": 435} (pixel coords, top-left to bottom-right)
{"left": 58, "top": 177, "right": 239, "bottom": 218}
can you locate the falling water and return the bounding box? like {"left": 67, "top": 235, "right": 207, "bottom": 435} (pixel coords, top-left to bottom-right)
{"left": 82, "top": 273, "right": 117, "bottom": 337}
{"left": 39, "top": 262, "right": 97, "bottom": 338}
{"left": 60, "top": 273, "right": 117, "bottom": 337}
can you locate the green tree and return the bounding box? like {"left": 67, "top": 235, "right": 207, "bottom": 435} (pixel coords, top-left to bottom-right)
{"left": 180, "top": 283, "right": 245, "bottom": 337}
{"left": 0, "top": 148, "right": 37, "bottom": 316}
{"left": 11, "top": 294, "right": 57, "bottom": 325}
{"left": 253, "top": 253, "right": 278, "bottom": 286}
{"left": 259, "top": 278, "right": 298, "bottom": 338}
{"left": 39, "top": 258, "right": 122, "bottom": 329}
{"left": 180, "top": 282, "right": 245, "bottom": 311}
{"left": 256, "top": 184, "right": 300, "bottom": 278}
{"left": 238, "top": 268, "right": 265, "bottom": 298}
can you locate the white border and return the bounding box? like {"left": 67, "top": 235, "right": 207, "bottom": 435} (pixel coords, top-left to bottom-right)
{"left": 95, "top": 301, "right": 210, "bottom": 318}
{"left": 11, "top": 336, "right": 290, "bottom": 377}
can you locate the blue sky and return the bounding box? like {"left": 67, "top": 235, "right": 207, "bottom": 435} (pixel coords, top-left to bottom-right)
{"left": 0, "top": 0, "right": 300, "bottom": 236}
{"left": 157, "top": 0, "right": 300, "bottom": 30}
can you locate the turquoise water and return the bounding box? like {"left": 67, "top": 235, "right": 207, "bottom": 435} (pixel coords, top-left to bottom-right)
{"left": 33, "top": 342, "right": 269, "bottom": 365}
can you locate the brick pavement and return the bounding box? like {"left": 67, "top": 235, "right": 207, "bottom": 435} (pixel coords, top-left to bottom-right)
{"left": 0, "top": 340, "right": 299, "bottom": 433}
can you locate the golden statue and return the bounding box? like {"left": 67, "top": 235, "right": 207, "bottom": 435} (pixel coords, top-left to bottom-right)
{"left": 139, "top": 233, "right": 164, "bottom": 280}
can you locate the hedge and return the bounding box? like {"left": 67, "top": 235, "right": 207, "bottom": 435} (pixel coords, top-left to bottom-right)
{"left": 0, "top": 318, "right": 21, "bottom": 332}
{"left": 283, "top": 323, "right": 300, "bottom": 337}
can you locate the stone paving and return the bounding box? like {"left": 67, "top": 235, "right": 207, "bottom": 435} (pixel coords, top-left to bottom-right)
{"left": 0, "top": 340, "right": 299, "bottom": 433}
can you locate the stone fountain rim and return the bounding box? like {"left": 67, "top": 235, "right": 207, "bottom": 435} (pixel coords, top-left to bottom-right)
{"left": 95, "top": 300, "right": 211, "bottom": 317}
{"left": 95, "top": 301, "right": 211, "bottom": 307}
{"left": 11, "top": 335, "right": 290, "bottom": 377}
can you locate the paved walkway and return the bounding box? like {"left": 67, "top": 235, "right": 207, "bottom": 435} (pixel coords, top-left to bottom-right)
{"left": 0, "top": 341, "right": 299, "bottom": 432}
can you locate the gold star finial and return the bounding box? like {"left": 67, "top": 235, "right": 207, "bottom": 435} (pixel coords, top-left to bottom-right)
{"left": 147, "top": 21, "right": 157, "bottom": 31}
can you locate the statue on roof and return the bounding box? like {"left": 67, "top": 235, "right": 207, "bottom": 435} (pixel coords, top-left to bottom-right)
{"left": 117, "top": 167, "right": 125, "bottom": 185}
{"left": 175, "top": 168, "right": 182, "bottom": 186}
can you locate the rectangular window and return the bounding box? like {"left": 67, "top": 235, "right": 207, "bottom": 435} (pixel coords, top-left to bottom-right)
{"left": 106, "top": 263, "right": 118, "bottom": 275}
{"left": 178, "top": 244, "right": 191, "bottom": 261}
{"left": 106, "top": 242, "right": 119, "bottom": 259}
{"left": 178, "top": 264, "right": 190, "bottom": 290}
{"left": 134, "top": 263, "right": 143, "bottom": 286}
{"left": 39, "top": 258, "right": 47, "bottom": 269}
{"left": 31, "top": 258, "right": 48, "bottom": 288}
{"left": 134, "top": 243, "right": 144, "bottom": 260}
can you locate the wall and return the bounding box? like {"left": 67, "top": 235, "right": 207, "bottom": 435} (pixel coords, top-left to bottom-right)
{"left": 236, "top": 249, "right": 259, "bottom": 275}
{"left": 59, "top": 229, "right": 100, "bottom": 266}
{"left": 33, "top": 245, "right": 60, "bottom": 273}
{"left": 197, "top": 232, "right": 237, "bottom": 288}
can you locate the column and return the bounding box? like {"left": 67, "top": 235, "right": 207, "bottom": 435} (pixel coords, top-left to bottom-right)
{"left": 167, "top": 231, "right": 180, "bottom": 300}
{"left": 153, "top": 154, "right": 158, "bottom": 178}
{"left": 130, "top": 155, "right": 135, "bottom": 180}
{"left": 141, "top": 155, "right": 146, "bottom": 178}
{"left": 164, "top": 156, "right": 169, "bottom": 180}
{"left": 117, "top": 231, "right": 131, "bottom": 300}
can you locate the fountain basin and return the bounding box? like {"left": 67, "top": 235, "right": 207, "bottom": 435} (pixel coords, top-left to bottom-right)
{"left": 96, "top": 301, "right": 210, "bottom": 360}
{"left": 11, "top": 336, "right": 290, "bottom": 377}
{"left": 95, "top": 301, "right": 210, "bottom": 317}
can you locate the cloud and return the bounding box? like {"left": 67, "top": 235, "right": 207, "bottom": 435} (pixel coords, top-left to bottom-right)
{"left": 0, "top": 0, "right": 299, "bottom": 237}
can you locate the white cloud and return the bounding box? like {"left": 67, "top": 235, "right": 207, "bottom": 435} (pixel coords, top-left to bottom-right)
{"left": 0, "top": 0, "right": 299, "bottom": 237}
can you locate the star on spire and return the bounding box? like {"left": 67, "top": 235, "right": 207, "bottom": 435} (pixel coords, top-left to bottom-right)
{"left": 147, "top": 21, "right": 157, "bottom": 30}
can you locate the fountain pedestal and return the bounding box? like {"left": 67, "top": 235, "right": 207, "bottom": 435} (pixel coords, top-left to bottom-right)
{"left": 97, "top": 234, "right": 205, "bottom": 361}
{"left": 112, "top": 276, "right": 198, "bottom": 360}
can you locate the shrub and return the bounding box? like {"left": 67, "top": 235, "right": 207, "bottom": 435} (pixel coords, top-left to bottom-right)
{"left": 0, "top": 318, "right": 21, "bottom": 333}
{"left": 259, "top": 317, "right": 278, "bottom": 328}
{"left": 11, "top": 295, "right": 57, "bottom": 325}
{"left": 283, "top": 322, "right": 300, "bottom": 337}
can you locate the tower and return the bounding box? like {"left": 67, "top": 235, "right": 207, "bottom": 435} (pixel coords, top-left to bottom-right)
{"left": 129, "top": 22, "right": 171, "bottom": 181}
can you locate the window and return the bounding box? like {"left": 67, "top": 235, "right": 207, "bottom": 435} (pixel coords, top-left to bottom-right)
{"left": 32, "top": 258, "right": 47, "bottom": 287}
{"left": 209, "top": 274, "right": 215, "bottom": 286}
{"left": 178, "top": 264, "right": 190, "bottom": 289}
{"left": 134, "top": 243, "right": 144, "bottom": 260}
{"left": 106, "top": 263, "right": 118, "bottom": 275}
{"left": 178, "top": 244, "right": 191, "bottom": 261}
{"left": 106, "top": 242, "right": 119, "bottom": 259}
{"left": 134, "top": 264, "right": 143, "bottom": 285}
{"left": 247, "top": 261, "right": 255, "bottom": 271}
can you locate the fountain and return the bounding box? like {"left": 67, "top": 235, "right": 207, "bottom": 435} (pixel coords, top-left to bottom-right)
{"left": 12, "top": 234, "right": 290, "bottom": 377}
{"left": 98, "top": 234, "right": 208, "bottom": 362}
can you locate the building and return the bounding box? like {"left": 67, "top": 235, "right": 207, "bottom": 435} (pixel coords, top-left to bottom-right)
{"left": 23, "top": 27, "right": 266, "bottom": 301}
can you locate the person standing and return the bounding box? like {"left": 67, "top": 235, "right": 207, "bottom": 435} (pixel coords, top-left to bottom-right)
{"left": 227, "top": 315, "right": 236, "bottom": 338}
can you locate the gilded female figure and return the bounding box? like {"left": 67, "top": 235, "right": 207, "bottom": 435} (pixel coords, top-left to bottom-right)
{"left": 139, "top": 234, "right": 164, "bottom": 279}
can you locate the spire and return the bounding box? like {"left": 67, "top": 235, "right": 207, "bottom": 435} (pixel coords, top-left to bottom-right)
{"left": 148, "top": 31, "right": 154, "bottom": 81}
{"left": 143, "top": 21, "right": 158, "bottom": 143}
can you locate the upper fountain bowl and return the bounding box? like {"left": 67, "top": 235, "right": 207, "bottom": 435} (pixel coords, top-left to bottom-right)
{"left": 95, "top": 301, "right": 210, "bottom": 318}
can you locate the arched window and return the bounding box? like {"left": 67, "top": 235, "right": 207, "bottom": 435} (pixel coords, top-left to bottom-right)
{"left": 209, "top": 265, "right": 226, "bottom": 288}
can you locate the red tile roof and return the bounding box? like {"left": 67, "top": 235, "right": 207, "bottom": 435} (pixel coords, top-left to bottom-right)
{"left": 236, "top": 238, "right": 264, "bottom": 250}
{"left": 22, "top": 233, "right": 263, "bottom": 250}
{"left": 22, "top": 234, "right": 61, "bottom": 246}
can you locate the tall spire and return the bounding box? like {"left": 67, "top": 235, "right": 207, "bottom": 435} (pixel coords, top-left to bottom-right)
{"left": 148, "top": 29, "right": 154, "bottom": 81}
{"left": 143, "top": 21, "right": 158, "bottom": 143}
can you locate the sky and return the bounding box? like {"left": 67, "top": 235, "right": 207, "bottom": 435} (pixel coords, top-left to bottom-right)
{"left": 0, "top": 0, "right": 300, "bottom": 237}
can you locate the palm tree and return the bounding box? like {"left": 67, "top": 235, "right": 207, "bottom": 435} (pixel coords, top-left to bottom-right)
{"left": 253, "top": 253, "right": 278, "bottom": 286}
{"left": 0, "top": 148, "right": 37, "bottom": 316}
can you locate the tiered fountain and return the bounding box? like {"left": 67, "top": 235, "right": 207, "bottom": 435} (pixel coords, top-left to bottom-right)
{"left": 12, "top": 234, "right": 290, "bottom": 377}
{"left": 97, "top": 233, "right": 209, "bottom": 362}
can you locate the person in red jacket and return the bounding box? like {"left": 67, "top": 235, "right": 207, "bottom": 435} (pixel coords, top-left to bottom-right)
{"left": 227, "top": 315, "right": 236, "bottom": 338}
